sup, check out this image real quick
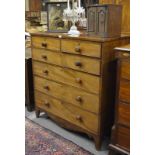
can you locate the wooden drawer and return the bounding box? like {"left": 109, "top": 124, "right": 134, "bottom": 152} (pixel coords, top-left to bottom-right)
{"left": 121, "top": 60, "right": 130, "bottom": 80}
{"left": 32, "top": 36, "right": 60, "bottom": 51}
{"left": 62, "top": 85, "right": 99, "bottom": 114}
{"left": 62, "top": 54, "right": 101, "bottom": 75}
{"left": 61, "top": 39, "right": 101, "bottom": 58}
{"left": 34, "top": 76, "right": 99, "bottom": 113}
{"left": 116, "top": 126, "right": 130, "bottom": 151}
{"left": 34, "top": 76, "right": 63, "bottom": 99}
{"left": 32, "top": 48, "right": 62, "bottom": 66}
{"left": 119, "top": 79, "right": 130, "bottom": 103}
{"left": 32, "top": 61, "right": 100, "bottom": 94}
{"left": 118, "top": 102, "right": 130, "bottom": 127}
{"left": 35, "top": 91, "right": 99, "bottom": 134}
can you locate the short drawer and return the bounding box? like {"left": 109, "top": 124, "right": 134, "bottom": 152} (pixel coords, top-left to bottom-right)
{"left": 35, "top": 91, "right": 99, "bottom": 134}
{"left": 32, "top": 36, "right": 60, "bottom": 51}
{"left": 119, "top": 79, "right": 130, "bottom": 103}
{"left": 34, "top": 76, "right": 63, "bottom": 99}
{"left": 62, "top": 54, "right": 101, "bottom": 75}
{"left": 121, "top": 60, "right": 130, "bottom": 80}
{"left": 118, "top": 102, "right": 130, "bottom": 127}
{"left": 61, "top": 39, "right": 101, "bottom": 58}
{"left": 32, "top": 48, "right": 62, "bottom": 66}
{"left": 116, "top": 126, "right": 130, "bottom": 151}
{"left": 62, "top": 85, "right": 99, "bottom": 114}
{"left": 32, "top": 61, "right": 100, "bottom": 94}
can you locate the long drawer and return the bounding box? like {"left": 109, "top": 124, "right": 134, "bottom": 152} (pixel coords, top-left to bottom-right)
{"left": 35, "top": 91, "right": 99, "bottom": 134}
{"left": 62, "top": 85, "right": 99, "bottom": 114}
{"left": 33, "top": 61, "right": 100, "bottom": 94}
{"left": 118, "top": 102, "right": 130, "bottom": 127}
{"left": 61, "top": 39, "right": 101, "bottom": 58}
{"left": 62, "top": 54, "right": 101, "bottom": 75}
{"left": 32, "top": 49, "right": 100, "bottom": 75}
{"left": 34, "top": 76, "right": 99, "bottom": 114}
{"left": 119, "top": 79, "right": 130, "bottom": 103}
{"left": 32, "top": 36, "right": 60, "bottom": 51}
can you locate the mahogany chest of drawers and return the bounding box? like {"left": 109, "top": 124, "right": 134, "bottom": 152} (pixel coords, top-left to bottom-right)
{"left": 109, "top": 44, "right": 130, "bottom": 155}
{"left": 31, "top": 32, "right": 129, "bottom": 150}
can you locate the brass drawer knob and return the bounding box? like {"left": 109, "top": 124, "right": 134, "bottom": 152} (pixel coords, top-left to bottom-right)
{"left": 76, "top": 115, "right": 82, "bottom": 122}
{"left": 75, "top": 46, "right": 81, "bottom": 53}
{"left": 75, "top": 62, "right": 82, "bottom": 67}
{"left": 41, "top": 55, "right": 47, "bottom": 60}
{"left": 44, "top": 101, "right": 50, "bottom": 107}
{"left": 75, "top": 78, "right": 82, "bottom": 84}
{"left": 42, "top": 43, "right": 47, "bottom": 47}
{"left": 76, "top": 96, "right": 82, "bottom": 102}
{"left": 43, "top": 70, "right": 49, "bottom": 75}
{"left": 43, "top": 85, "right": 50, "bottom": 90}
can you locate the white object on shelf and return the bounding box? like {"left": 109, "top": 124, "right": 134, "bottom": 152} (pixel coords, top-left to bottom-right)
{"left": 68, "top": 25, "right": 80, "bottom": 35}
{"left": 63, "top": 0, "right": 86, "bottom": 35}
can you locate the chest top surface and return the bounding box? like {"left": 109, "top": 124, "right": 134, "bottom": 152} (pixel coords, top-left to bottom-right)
{"left": 115, "top": 44, "right": 130, "bottom": 52}
{"left": 30, "top": 32, "right": 129, "bottom": 43}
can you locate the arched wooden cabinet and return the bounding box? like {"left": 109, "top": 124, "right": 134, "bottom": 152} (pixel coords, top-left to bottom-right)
{"left": 87, "top": 4, "right": 122, "bottom": 37}
{"left": 99, "top": 0, "right": 130, "bottom": 35}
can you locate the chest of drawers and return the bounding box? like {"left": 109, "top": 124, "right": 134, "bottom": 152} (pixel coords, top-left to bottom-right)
{"left": 109, "top": 44, "right": 130, "bottom": 155}
{"left": 31, "top": 32, "right": 129, "bottom": 150}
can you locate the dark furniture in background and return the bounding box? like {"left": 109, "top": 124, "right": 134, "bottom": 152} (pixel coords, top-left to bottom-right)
{"left": 109, "top": 44, "right": 130, "bottom": 155}
{"left": 87, "top": 4, "right": 122, "bottom": 37}
{"left": 82, "top": 0, "right": 99, "bottom": 7}
{"left": 26, "top": 0, "right": 42, "bottom": 26}
{"left": 25, "top": 48, "right": 34, "bottom": 111}
{"left": 29, "top": 0, "right": 42, "bottom": 11}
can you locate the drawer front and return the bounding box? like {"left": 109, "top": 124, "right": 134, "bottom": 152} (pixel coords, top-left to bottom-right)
{"left": 33, "top": 61, "right": 100, "bottom": 94}
{"left": 62, "top": 54, "right": 100, "bottom": 75}
{"left": 62, "top": 85, "right": 99, "bottom": 114}
{"left": 119, "top": 80, "right": 130, "bottom": 103}
{"left": 61, "top": 39, "right": 101, "bottom": 58}
{"left": 34, "top": 76, "right": 99, "bottom": 114}
{"left": 121, "top": 60, "right": 130, "bottom": 80}
{"left": 32, "top": 48, "right": 62, "bottom": 66}
{"left": 35, "top": 91, "right": 99, "bottom": 134}
{"left": 32, "top": 36, "right": 60, "bottom": 51}
{"left": 116, "top": 126, "right": 130, "bottom": 151}
{"left": 118, "top": 102, "right": 130, "bottom": 127}
{"left": 34, "top": 76, "right": 63, "bottom": 99}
